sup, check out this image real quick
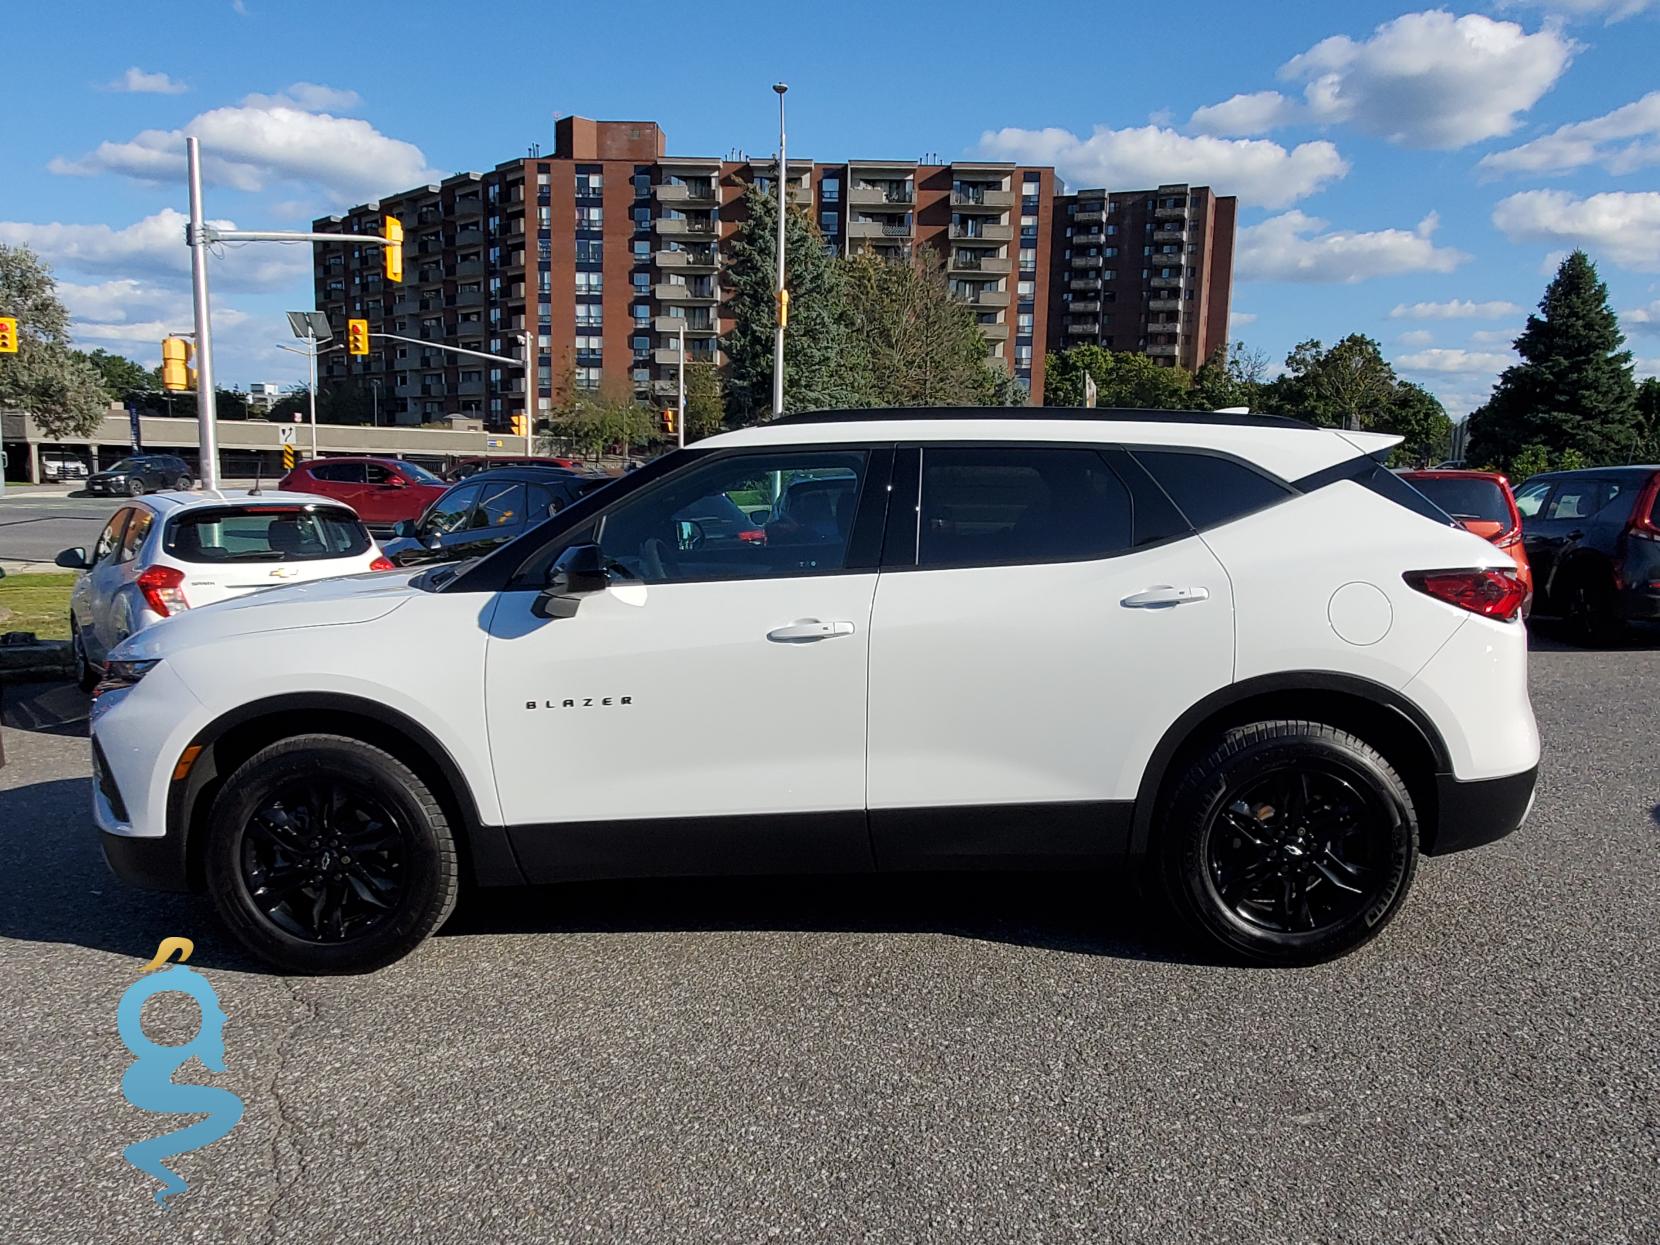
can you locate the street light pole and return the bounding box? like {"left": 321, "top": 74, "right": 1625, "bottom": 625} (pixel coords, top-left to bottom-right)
{"left": 186, "top": 137, "right": 220, "bottom": 489}
{"left": 520, "top": 330, "right": 534, "bottom": 458}
{"left": 771, "top": 82, "right": 788, "bottom": 422}
{"left": 306, "top": 330, "right": 319, "bottom": 460}
{"left": 677, "top": 321, "right": 686, "bottom": 450}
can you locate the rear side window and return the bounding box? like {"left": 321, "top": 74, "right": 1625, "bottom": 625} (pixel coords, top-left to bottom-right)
{"left": 310, "top": 462, "right": 365, "bottom": 483}
{"left": 1133, "top": 449, "right": 1294, "bottom": 530}
{"left": 916, "top": 447, "right": 1133, "bottom": 568}
{"left": 165, "top": 507, "right": 370, "bottom": 562}
{"left": 1544, "top": 477, "right": 1624, "bottom": 521}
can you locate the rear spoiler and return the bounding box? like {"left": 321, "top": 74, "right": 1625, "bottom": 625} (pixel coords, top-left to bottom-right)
{"left": 1337, "top": 430, "right": 1404, "bottom": 461}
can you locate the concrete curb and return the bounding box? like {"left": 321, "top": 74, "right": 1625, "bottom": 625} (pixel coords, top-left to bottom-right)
{"left": 0, "top": 638, "right": 74, "bottom": 683}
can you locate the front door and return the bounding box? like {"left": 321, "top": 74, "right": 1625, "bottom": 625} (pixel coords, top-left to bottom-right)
{"left": 482, "top": 446, "right": 885, "bottom": 883}
{"left": 864, "top": 445, "right": 1234, "bottom": 869}
{"left": 79, "top": 507, "right": 131, "bottom": 666}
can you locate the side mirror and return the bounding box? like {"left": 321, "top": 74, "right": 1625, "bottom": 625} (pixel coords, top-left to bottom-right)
{"left": 55, "top": 547, "right": 90, "bottom": 570}
{"left": 392, "top": 519, "right": 418, "bottom": 539}
{"left": 533, "top": 542, "right": 609, "bottom": 619}
{"left": 385, "top": 475, "right": 408, "bottom": 488}
{"left": 675, "top": 518, "right": 706, "bottom": 551}
{"left": 747, "top": 510, "right": 770, "bottom": 526}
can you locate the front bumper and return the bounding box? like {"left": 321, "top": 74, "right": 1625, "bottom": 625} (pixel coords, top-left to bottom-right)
{"left": 1425, "top": 764, "right": 1538, "bottom": 855}
{"left": 100, "top": 827, "right": 194, "bottom": 892}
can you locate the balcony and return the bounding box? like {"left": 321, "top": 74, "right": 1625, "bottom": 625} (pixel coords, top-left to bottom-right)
{"left": 1073, "top": 208, "right": 1106, "bottom": 224}
{"left": 963, "top": 288, "right": 1009, "bottom": 308}
{"left": 1066, "top": 320, "right": 1100, "bottom": 335}
{"left": 1154, "top": 205, "right": 1188, "bottom": 220}
{"left": 951, "top": 188, "right": 1015, "bottom": 210}
{"left": 1148, "top": 297, "right": 1181, "bottom": 311}
{"left": 1069, "top": 300, "right": 1100, "bottom": 314}
{"left": 655, "top": 249, "right": 719, "bottom": 272}
{"left": 949, "top": 223, "right": 1013, "bottom": 242}
{"left": 1146, "top": 342, "right": 1180, "bottom": 357}
{"left": 653, "top": 346, "right": 719, "bottom": 367}
{"left": 454, "top": 260, "right": 485, "bottom": 279}
{"left": 654, "top": 282, "right": 719, "bottom": 303}
{"left": 655, "top": 183, "right": 719, "bottom": 207}
{"left": 651, "top": 378, "right": 679, "bottom": 398}
{"left": 1070, "top": 254, "right": 1103, "bottom": 269}
{"left": 457, "top": 379, "right": 485, "bottom": 396}
{"left": 455, "top": 226, "right": 484, "bottom": 247}
{"left": 452, "top": 197, "right": 483, "bottom": 218}
{"left": 1070, "top": 277, "right": 1102, "bottom": 292}
{"left": 1152, "top": 227, "right": 1186, "bottom": 243}
{"left": 978, "top": 321, "right": 1010, "bottom": 341}
{"left": 1151, "top": 275, "right": 1184, "bottom": 289}
{"left": 1073, "top": 231, "right": 1107, "bottom": 247}
{"left": 848, "top": 219, "right": 912, "bottom": 239}
{"left": 654, "top": 217, "right": 718, "bottom": 237}
{"left": 948, "top": 254, "right": 1010, "bottom": 274}
{"left": 455, "top": 289, "right": 484, "bottom": 306}
{"left": 654, "top": 314, "right": 716, "bottom": 333}
{"left": 849, "top": 185, "right": 915, "bottom": 208}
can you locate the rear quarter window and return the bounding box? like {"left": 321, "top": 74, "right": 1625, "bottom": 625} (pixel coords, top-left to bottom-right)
{"left": 1132, "top": 449, "right": 1295, "bottom": 530}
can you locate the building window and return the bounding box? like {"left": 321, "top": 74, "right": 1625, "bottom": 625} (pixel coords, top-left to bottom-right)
{"left": 633, "top": 240, "right": 651, "bottom": 260}
{"left": 632, "top": 271, "right": 650, "bottom": 292}
{"left": 575, "top": 367, "right": 601, "bottom": 389}
{"left": 576, "top": 238, "right": 603, "bottom": 264}
{"left": 577, "top": 206, "right": 603, "bottom": 229}
{"left": 576, "top": 271, "right": 603, "bottom": 294}
{"left": 820, "top": 211, "right": 839, "bottom": 234}
{"left": 632, "top": 206, "right": 651, "bottom": 228}
{"left": 821, "top": 177, "right": 840, "bottom": 202}
{"left": 575, "top": 172, "right": 603, "bottom": 198}
{"left": 633, "top": 302, "right": 650, "bottom": 323}
{"left": 1017, "top": 279, "right": 1036, "bottom": 298}
{"left": 1017, "top": 312, "right": 1034, "bottom": 333}
{"left": 1018, "top": 248, "right": 1037, "bottom": 272}
{"left": 576, "top": 305, "right": 601, "bottom": 328}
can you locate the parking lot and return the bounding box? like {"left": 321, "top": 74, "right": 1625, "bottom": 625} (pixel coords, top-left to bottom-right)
{"left": 1, "top": 628, "right": 1656, "bottom": 1244}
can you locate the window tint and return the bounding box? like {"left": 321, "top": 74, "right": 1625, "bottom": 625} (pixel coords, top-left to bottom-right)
{"left": 916, "top": 448, "right": 1133, "bottom": 568}
{"left": 597, "top": 450, "right": 868, "bottom": 584}
{"left": 1134, "top": 449, "right": 1294, "bottom": 530}
{"left": 1513, "top": 479, "right": 1551, "bottom": 518}
{"left": 165, "top": 507, "right": 370, "bottom": 562}
{"left": 422, "top": 484, "right": 482, "bottom": 536}
{"left": 473, "top": 481, "right": 526, "bottom": 529}
{"left": 398, "top": 461, "right": 444, "bottom": 485}
{"left": 92, "top": 510, "right": 130, "bottom": 565}
{"left": 363, "top": 462, "right": 394, "bottom": 485}
{"left": 1544, "top": 478, "right": 1623, "bottom": 521}
{"left": 527, "top": 483, "right": 561, "bottom": 518}
{"left": 118, "top": 508, "right": 154, "bottom": 563}
{"left": 311, "top": 462, "right": 365, "bottom": 483}
{"left": 1407, "top": 475, "right": 1512, "bottom": 524}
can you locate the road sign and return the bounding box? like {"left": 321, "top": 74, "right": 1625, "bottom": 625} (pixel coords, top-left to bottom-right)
{"left": 277, "top": 425, "right": 296, "bottom": 446}
{"left": 485, "top": 438, "right": 504, "bottom": 449}
{"left": 282, "top": 445, "right": 296, "bottom": 471}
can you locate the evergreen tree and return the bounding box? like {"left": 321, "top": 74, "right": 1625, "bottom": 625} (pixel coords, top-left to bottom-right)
{"left": 1467, "top": 250, "right": 1639, "bottom": 468}
{"left": 0, "top": 244, "right": 110, "bottom": 438}
{"left": 1636, "top": 377, "right": 1660, "bottom": 463}
{"left": 721, "top": 186, "right": 856, "bottom": 422}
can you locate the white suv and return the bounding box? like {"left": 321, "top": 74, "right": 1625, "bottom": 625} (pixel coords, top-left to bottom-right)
{"left": 89, "top": 410, "right": 1539, "bottom": 973}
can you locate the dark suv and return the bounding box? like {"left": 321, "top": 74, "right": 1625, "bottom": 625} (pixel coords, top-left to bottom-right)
{"left": 1516, "top": 465, "right": 1660, "bottom": 643}
{"left": 380, "top": 466, "right": 610, "bottom": 565}
{"left": 85, "top": 454, "right": 193, "bottom": 497}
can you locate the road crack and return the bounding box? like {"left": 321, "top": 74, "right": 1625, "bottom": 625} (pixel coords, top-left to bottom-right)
{"left": 255, "top": 975, "right": 318, "bottom": 1245}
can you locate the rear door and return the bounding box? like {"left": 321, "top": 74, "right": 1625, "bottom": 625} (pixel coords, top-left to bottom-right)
{"left": 863, "top": 444, "right": 1233, "bottom": 869}
{"left": 1525, "top": 475, "right": 1628, "bottom": 601}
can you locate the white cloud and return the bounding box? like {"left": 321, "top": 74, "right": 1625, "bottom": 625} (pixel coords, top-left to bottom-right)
{"left": 1189, "top": 91, "right": 1301, "bottom": 137}
{"left": 1276, "top": 11, "right": 1573, "bottom": 148}
{"left": 105, "top": 68, "right": 187, "bottom": 95}
{"left": 1477, "top": 91, "right": 1660, "bottom": 178}
{"left": 0, "top": 208, "right": 310, "bottom": 290}
{"left": 1229, "top": 311, "right": 1258, "bottom": 328}
{"left": 1237, "top": 210, "right": 1468, "bottom": 283}
{"left": 1497, "top": 0, "right": 1656, "bottom": 22}
{"left": 1492, "top": 190, "right": 1660, "bottom": 271}
{"left": 1624, "top": 300, "right": 1660, "bottom": 335}
{"left": 975, "top": 125, "right": 1346, "bottom": 208}
{"left": 1397, "top": 329, "right": 1436, "bottom": 346}
{"left": 1396, "top": 347, "right": 1517, "bottom": 374}
{"left": 1389, "top": 298, "right": 1525, "bottom": 319}
{"left": 1637, "top": 357, "right": 1660, "bottom": 378}
{"left": 49, "top": 85, "right": 435, "bottom": 202}
{"left": 1470, "top": 328, "right": 1519, "bottom": 344}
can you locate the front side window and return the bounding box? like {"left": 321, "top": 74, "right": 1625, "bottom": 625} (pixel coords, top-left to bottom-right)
{"left": 1513, "top": 479, "right": 1552, "bottom": 518}
{"left": 473, "top": 481, "right": 527, "bottom": 529}
{"left": 916, "top": 448, "right": 1134, "bottom": 568}
{"left": 593, "top": 451, "right": 869, "bottom": 584}
{"left": 421, "top": 484, "right": 482, "bottom": 537}
{"left": 92, "top": 510, "right": 130, "bottom": 564}
{"left": 117, "top": 508, "right": 154, "bottom": 563}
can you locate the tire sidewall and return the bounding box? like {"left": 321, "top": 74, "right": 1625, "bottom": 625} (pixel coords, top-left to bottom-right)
{"left": 1164, "top": 728, "right": 1418, "bottom": 964}
{"left": 205, "top": 738, "right": 454, "bottom": 973}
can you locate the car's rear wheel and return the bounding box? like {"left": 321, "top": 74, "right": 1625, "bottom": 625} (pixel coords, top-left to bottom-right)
{"left": 1160, "top": 721, "right": 1418, "bottom": 965}
{"left": 1563, "top": 569, "right": 1624, "bottom": 647}
{"left": 174, "top": 475, "right": 193, "bottom": 491}
{"left": 70, "top": 619, "right": 99, "bottom": 693}
{"left": 204, "top": 734, "right": 458, "bottom": 974}
{"left": 126, "top": 478, "right": 146, "bottom": 497}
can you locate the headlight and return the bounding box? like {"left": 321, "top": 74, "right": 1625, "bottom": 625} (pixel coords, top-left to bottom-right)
{"left": 93, "top": 658, "right": 160, "bottom": 699}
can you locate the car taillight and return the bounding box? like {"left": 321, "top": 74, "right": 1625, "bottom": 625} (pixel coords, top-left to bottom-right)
{"left": 1404, "top": 568, "right": 1527, "bottom": 622}
{"left": 135, "top": 565, "right": 189, "bottom": 617}
{"left": 738, "top": 530, "right": 767, "bottom": 545}
{"left": 369, "top": 555, "right": 395, "bottom": 571}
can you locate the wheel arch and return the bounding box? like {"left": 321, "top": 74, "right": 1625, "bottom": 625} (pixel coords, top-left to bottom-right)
{"left": 169, "top": 692, "right": 521, "bottom": 890}
{"left": 1130, "top": 672, "right": 1451, "bottom": 860}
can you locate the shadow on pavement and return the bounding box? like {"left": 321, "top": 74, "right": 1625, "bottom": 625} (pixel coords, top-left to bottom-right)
{"left": 2, "top": 680, "right": 89, "bottom": 736}
{"left": 1527, "top": 618, "right": 1660, "bottom": 653}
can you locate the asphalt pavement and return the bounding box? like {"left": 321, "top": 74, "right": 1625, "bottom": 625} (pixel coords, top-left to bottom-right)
{"left": 1, "top": 629, "right": 1657, "bottom": 1244}
{"left": 0, "top": 493, "right": 126, "bottom": 572}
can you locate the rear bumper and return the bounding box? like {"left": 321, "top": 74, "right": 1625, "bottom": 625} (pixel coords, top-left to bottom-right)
{"left": 1618, "top": 584, "right": 1660, "bottom": 621}
{"left": 1425, "top": 764, "right": 1538, "bottom": 856}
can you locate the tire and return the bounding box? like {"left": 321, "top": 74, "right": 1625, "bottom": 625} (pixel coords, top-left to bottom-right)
{"left": 1563, "top": 570, "right": 1625, "bottom": 647}
{"left": 204, "top": 734, "right": 458, "bottom": 974}
{"left": 71, "top": 620, "right": 99, "bottom": 693}
{"left": 174, "top": 475, "right": 193, "bottom": 491}
{"left": 1159, "top": 720, "right": 1419, "bottom": 966}
{"left": 126, "top": 478, "right": 146, "bottom": 497}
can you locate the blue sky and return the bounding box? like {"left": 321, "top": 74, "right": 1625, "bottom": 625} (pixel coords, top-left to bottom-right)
{"left": 2, "top": 0, "right": 1657, "bottom": 414}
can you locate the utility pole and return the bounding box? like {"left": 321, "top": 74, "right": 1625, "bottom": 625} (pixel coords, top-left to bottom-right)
{"left": 186, "top": 137, "right": 220, "bottom": 489}
{"left": 307, "top": 328, "right": 319, "bottom": 459}
{"left": 520, "top": 330, "right": 534, "bottom": 458}
{"left": 771, "top": 82, "right": 788, "bottom": 422}
{"left": 677, "top": 321, "right": 686, "bottom": 450}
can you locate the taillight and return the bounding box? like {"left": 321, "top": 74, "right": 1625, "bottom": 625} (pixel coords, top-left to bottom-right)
{"left": 369, "top": 555, "right": 395, "bottom": 571}
{"left": 738, "top": 529, "right": 767, "bottom": 545}
{"left": 135, "top": 564, "right": 189, "bottom": 617}
{"left": 1404, "top": 568, "right": 1527, "bottom": 622}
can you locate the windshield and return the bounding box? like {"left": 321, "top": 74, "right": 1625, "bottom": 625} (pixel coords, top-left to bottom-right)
{"left": 1406, "top": 476, "right": 1513, "bottom": 525}
{"left": 164, "top": 506, "right": 370, "bottom": 562}
{"left": 399, "top": 462, "right": 444, "bottom": 485}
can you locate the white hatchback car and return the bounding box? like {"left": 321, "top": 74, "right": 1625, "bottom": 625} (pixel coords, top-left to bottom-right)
{"left": 89, "top": 410, "right": 1539, "bottom": 973}
{"left": 59, "top": 490, "right": 392, "bottom": 690}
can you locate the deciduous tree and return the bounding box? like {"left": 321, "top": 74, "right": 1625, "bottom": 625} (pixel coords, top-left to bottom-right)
{"left": 0, "top": 244, "right": 111, "bottom": 438}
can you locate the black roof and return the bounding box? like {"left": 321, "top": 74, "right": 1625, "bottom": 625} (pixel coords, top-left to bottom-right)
{"left": 452, "top": 465, "right": 587, "bottom": 484}
{"left": 1523, "top": 464, "right": 1660, "bottom": 479}
{"left": 772, "top": 407, "right": 1318, "bottom": 431}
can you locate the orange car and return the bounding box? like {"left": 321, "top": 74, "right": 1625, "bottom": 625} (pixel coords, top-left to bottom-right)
{"left": 1400, "top": 470, "right": 1534, "bottom": 610}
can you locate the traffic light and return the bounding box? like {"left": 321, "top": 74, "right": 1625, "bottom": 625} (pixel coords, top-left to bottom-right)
{"left": 0, "top": 316, "right": 17, "bottom": 354}
{"left": 661, "top": 407, "right": 675, "bottom": 435}
{"left": 347, "top": 318, "right": 369, "bottom": 356}
{"left": 510, "top": 414, "right": 528, "bottom": 438}
{"left": 382, "top": 215, "right": 404, "bottom": 283}
{"left": 161, "top": 337, "right": 194, "bottom": 391}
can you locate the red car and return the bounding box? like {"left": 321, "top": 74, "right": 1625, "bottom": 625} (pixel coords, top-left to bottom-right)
{"left": 1400, "top": 469, "right": 1534, "bottom": 608}
{"left": 278, "top": 457, "right": 449, "bottom": 526}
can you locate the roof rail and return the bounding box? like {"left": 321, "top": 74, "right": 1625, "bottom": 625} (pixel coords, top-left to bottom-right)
{"left": 771, "top": 407, "right": 1318, "bottom": 431}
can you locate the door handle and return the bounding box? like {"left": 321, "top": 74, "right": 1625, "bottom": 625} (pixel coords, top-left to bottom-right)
{"left": 1121, "top": 585, "right": 1210, "bottom": 608}
{"left": 767, "top": 619, "right": 856, "bottom": 643}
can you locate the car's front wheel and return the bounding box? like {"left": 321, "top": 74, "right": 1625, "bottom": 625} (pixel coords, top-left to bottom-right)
{"left": 1160, "top": 720, "right": 1418, "bottom": 966}
{"left": 204, "top": 734, "right": 458, "bottom": 973}
{"left": 70, "top": 619, "right": 99, "bottom": 693}
{"left": 126, "top": 478, "right": 146, "bottom": 496}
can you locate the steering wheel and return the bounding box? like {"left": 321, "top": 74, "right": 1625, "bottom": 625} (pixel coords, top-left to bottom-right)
{"left": 639, "top": 538, "right": 673, "bottom": 581}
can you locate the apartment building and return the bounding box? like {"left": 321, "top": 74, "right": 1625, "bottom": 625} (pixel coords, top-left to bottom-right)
{"left": 311, "top": 117, "right": 1053, "bottom": 427}
{"left": 1046, "top": 183, "right": 1236, "bottom": 372}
